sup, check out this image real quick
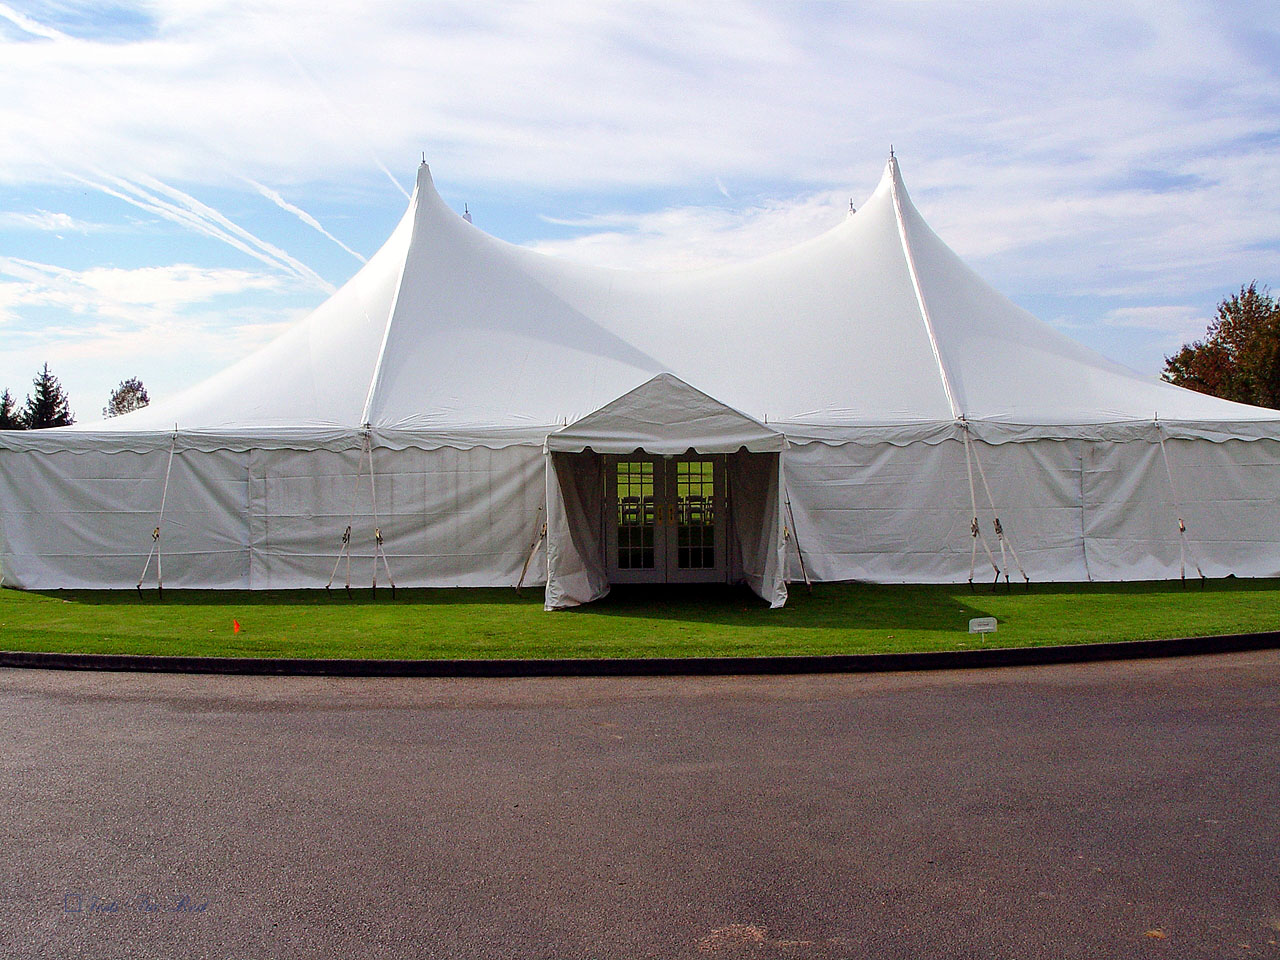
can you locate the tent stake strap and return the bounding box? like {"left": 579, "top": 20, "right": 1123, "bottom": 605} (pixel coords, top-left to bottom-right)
{"left": 326, "top": 430, "right": 396, "bottom": 596}
{"left": 962, "top": 423, "right": 1030, "bottom": 591}
{"left": 372, "top": 526, "right": 396, "bottom": 598}
{"left": 326, "top": 525, "right": 354, "bottom": 596}
{"left": 962, "top": 425, "right": 1001, "bottom": 587}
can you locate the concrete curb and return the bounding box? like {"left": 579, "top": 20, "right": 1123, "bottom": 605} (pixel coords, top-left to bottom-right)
{"left": 1, "top": 631, "right": 1278, "bottom": 678}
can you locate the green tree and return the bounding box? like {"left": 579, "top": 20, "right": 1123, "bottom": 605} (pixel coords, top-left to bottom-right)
{"left": 22, "top": 363, "right": 74, "bottom": 429}
{"left": 104, "top": 377, "right": 150, "bottom": 418}
{"left": 0, "top": 389, "right": 21, "bottom": 430}
{"left": 1163, "top": 282, "right": 1280, "bottom": 409}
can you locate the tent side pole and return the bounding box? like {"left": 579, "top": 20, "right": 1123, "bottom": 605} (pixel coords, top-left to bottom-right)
{"left": 1155, "top": 419, "right": 1205, "bottom": 585}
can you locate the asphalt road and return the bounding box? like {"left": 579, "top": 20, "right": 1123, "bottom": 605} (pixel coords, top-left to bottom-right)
{"left": 1, "top": 652, "right": 1278, "bottom": 960}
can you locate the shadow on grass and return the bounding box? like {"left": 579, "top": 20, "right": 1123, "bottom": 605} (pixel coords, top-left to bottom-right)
{"left": 27, "top": 586, "right": 540, "bottom": 608}
{"left": 568, "top": 577, "right": 1280, "bottom": 628}
{"left": 27, "top": 582, "right": 985, "bottom": 629}
{"left": 22, "top": 577, "right": 1280, "bottom": 633}
{"left": 573, "top": 582, "right": 991, "bottom": 630}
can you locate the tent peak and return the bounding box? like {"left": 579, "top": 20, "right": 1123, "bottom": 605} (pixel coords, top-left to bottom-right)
{"left": 873, "top": 149, "right": 905, "bottom": 197}
{"left": 885, "top": 149, "right": 960, "bottom": 420}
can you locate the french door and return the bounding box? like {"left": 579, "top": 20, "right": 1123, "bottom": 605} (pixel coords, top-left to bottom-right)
{"left": 605, "top": 454, "right": 726, "bottom": 584}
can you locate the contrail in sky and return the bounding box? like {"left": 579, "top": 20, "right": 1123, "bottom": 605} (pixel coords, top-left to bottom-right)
{"left": 68, "top": 170, "right": 335, "bottom": 293}
{"left": 269, "top": 34, "right": 412, "bottom": 200}
{"left": 71, "top": 173, "right": 289, "bottom": 274}
{"left": 0, "top": 3, "right": 68, "bottom": 41}
{"left": 245, "top": 179, "right": 367, "bottom": 264}
{"left": 134, "top": 173, "right": 335, "bottom": 291}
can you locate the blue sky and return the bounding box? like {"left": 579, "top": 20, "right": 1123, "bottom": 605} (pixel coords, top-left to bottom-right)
{"left": 1, "top": 0, "right": 1277, "bottom": 421}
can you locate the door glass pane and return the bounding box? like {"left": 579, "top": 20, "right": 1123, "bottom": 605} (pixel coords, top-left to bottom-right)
{"left": 616, "top": 461, "right": 655, "bottom": 569}
{"left": 675, "top": 460, "right": 715, "bottom": 569}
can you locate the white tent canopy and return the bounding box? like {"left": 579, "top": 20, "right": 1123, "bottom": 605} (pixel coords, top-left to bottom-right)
{"left": 4, "top": 155, "right": 1280, "bottom": 602}
{"left": 58, "top": 156, "right": 1279, "bottom": 442}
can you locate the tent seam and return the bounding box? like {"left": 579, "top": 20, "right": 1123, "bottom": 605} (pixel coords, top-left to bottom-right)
{"left": 889, "top": 156, "right": 960, "bottom": 420}
{"left": 359, "top": 168, "right": 423, "bottom": 427}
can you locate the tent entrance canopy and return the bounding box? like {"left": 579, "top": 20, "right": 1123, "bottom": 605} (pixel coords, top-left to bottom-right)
{"left": 543, "top": 374, "right": 788, "bottom": 609}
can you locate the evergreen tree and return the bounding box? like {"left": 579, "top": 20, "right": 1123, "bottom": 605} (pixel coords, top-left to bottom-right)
{"left": 22, "top": 363, "right": 74, "bottom": 429}
{"left": 0, "top": 388, "right": 21, "bottom": 429}
{"left": 1163, "top": 282, "right": 1280, "bottom": 409}
{"left": 104, "top": 377, "right": 150, "bottom": 418}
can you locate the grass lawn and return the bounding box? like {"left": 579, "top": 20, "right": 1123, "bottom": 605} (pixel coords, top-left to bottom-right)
{"left": 1, "top": 579, "right": 1278, "bottom": 661}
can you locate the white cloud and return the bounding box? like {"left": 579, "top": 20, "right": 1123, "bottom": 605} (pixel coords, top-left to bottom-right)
{"left": 1098, "top": 303, "right": 1217, "bottom": 358}
{"left": 0, "top": 257, "right": 284, "bottom": 323}
{"left": 0, "top": 258, "right": 302, "bottom": 414}
{"left": 0, "top": 210, "right": 102, "bottom": 232}
{"left": 0, "top": 0, "right": 1277, "bottom": 399}
{"left": 0, "top": 0, "right": 1270, "bottom": 194}
{"left": 528, "top": 191, "right": 850, "bottom": 270}
{"left": 1103, "top": 305, "right": 1210, "bottom": 332}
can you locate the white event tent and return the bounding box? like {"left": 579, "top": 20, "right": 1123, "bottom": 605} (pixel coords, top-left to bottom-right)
{"left": 3, "top": 156, "right": 1279, "bottom": 608}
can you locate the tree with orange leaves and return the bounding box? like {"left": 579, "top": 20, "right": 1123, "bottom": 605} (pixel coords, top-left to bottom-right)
{"left": 1163, "top": 282, "right": 1280, "bottom": 409}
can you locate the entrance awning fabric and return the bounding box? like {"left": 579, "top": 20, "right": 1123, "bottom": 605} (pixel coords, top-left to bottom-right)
{"left": 545, "top": 373, "right": 785, "bottom": 455}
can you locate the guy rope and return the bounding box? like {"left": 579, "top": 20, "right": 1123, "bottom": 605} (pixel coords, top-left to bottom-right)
{"left": 965, "top": 422, "right": 1029, "bottom": 589}
{"left": 327, "top": 428, "right": 396, "bottom": 597}
{"left": 782, "top": 484, "right": 812, "bottom": 593}
{"left": 515, "top": 504, "right": 547, "bottom": 596}
{"left": 961, "top": 421, "right": 1001, "bottom": 589}
{"left": 137, "top": 426, "right": 178, "bottom": 596}
{"left": 961, "top": 420, "right": 1029, "bottom": 590}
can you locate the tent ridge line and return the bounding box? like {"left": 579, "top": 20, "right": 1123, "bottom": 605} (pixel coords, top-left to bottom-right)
{"left": 889, "top": 157, "right": 960, "bottom": 420}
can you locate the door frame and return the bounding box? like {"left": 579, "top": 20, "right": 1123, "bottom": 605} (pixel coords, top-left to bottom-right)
{"left": 603, "top": 452, "right": 728, "bottom": 585}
